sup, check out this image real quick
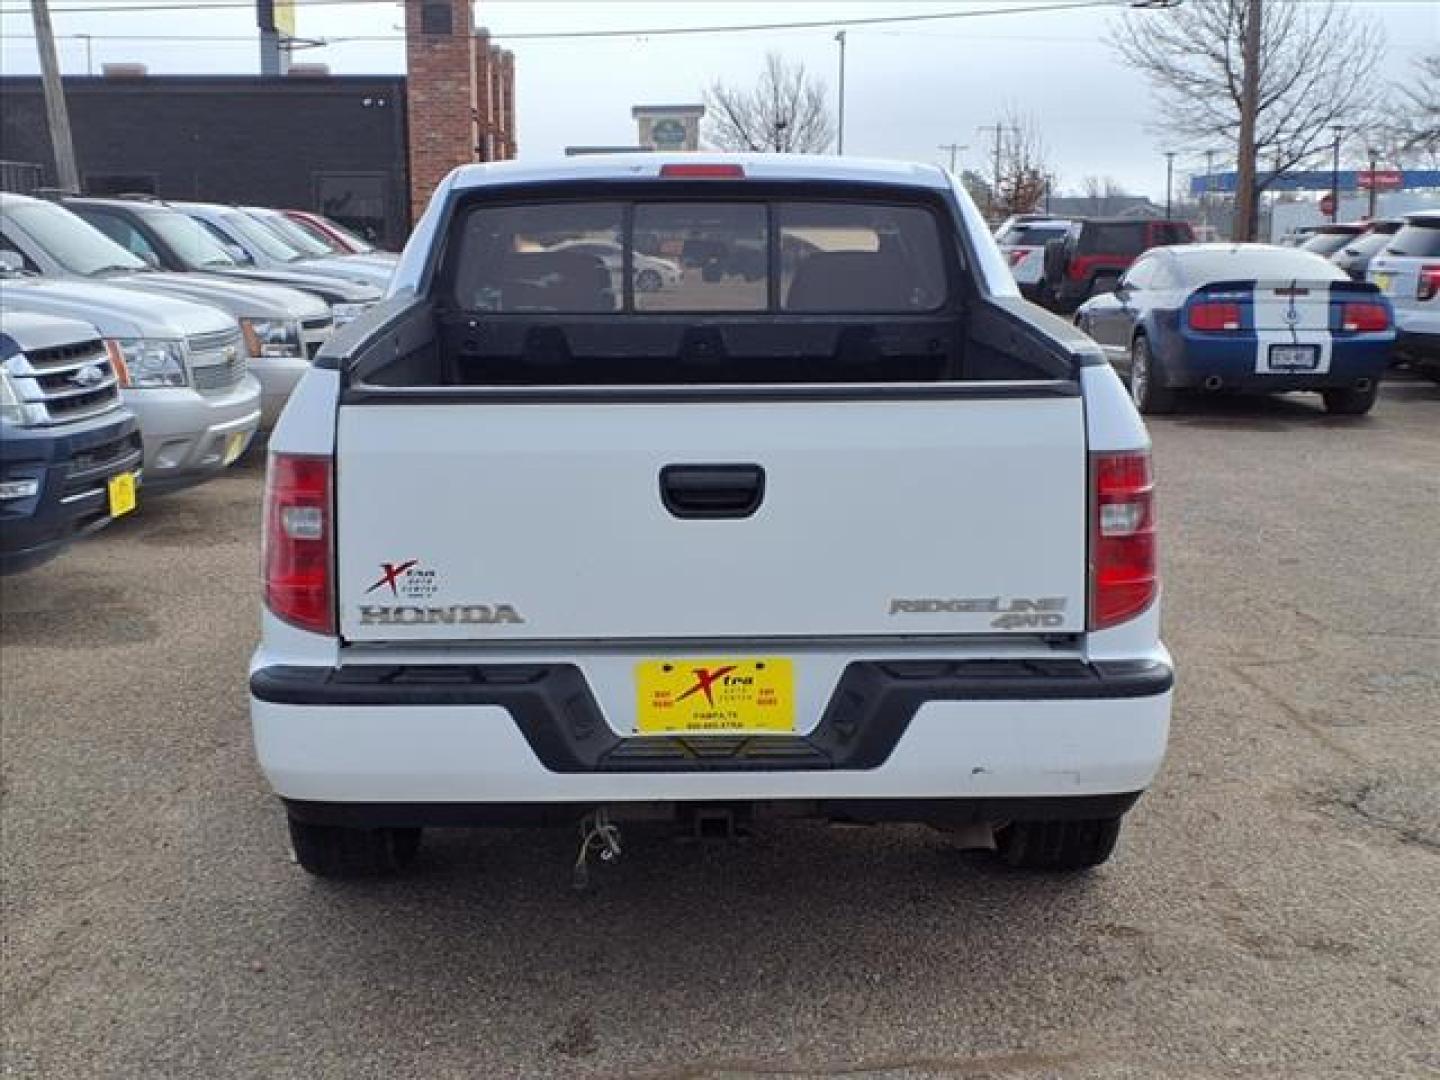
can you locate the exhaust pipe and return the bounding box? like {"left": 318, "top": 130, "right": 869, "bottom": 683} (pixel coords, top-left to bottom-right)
{"left": 1203, "top": 375, "right": 1223, "bottom": 391}
{"left": 1355, "top": 378, "right": 1373, "bottom": 392}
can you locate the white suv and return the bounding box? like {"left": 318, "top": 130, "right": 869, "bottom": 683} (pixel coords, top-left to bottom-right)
{"left": 1367, "top": 209, "right": 1440, "bottom": 378}
{"left": 995, "top": 216, "right": 1073, "bottom": 302}
{"left": 249, "top": 156, "right": 1173, "bottom": 879}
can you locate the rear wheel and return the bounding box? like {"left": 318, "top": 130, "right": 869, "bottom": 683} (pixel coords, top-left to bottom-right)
{"left": 1321, "top": 384, "right": 1379, "bottom": 416}
{"left": 1130, "top": 335, "right": 1178, "bottom": 415}
{"left": 995, "top": 816, "right": 1123, "bottom": 871}
{"left": 635, "top": 266, "right": 662, "bottom": 293}
{"left": 287, "top": 817, "right": 422, "bottom": 878}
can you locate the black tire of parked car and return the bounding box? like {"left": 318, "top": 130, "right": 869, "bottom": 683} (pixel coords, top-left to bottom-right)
{"left": 1321, "top": 384, "right": 1380, "bottom": 416}
{"left": 995, "top": 816, "right": 1123, "bottom": 870}
{"left": 287, "top": 817, "right": 422, "bottom": 877}
{"left": 635, "top": 267, "right": 662, "bottom": 293}
{"left": 1130, "top": 335, "right": 1179, "bottom": 415}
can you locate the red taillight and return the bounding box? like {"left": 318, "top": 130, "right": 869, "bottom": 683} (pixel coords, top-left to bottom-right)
{"left": 263, "top": 453, "right": 334, "bottom": 635}
{"left": 1340, "top": 301, "right": 1390, "bottom": 332}
{"left": 1418, "top": 265, "right": 1440, "bottom": 302}
{"left": 658, "top": 163, "right": 746, "bottom": 179}
{"left": 1188, "top": 301, "right": 1242, "bottom": 332}
{"left": 1090, "top": 450, "right": 1157, "bottom": 632}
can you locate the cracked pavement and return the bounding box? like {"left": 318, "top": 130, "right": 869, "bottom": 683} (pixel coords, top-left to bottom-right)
{"left": 2, "top": 377, "right": 1437, "bottom": 1079}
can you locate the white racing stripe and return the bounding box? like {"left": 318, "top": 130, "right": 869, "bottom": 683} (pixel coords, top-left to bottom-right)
{"left": 1251, "top": 280, "right": 1334, "bottom": 375}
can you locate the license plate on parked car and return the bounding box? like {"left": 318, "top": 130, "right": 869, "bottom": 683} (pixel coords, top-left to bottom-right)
{"left": 635, "top": 658, "right": 794, "bottom": 734}
{"left": 222, "top": 431, "right": 248, "bottom": 465}
{"left": 1269, "top": 344, "right": 1320, "bottom": 371}
{"left": 107, "top": 471, "right": 137, "bottom": 517}
{"left": 1373, "top": 273, "right": 1393, "bottom": 294}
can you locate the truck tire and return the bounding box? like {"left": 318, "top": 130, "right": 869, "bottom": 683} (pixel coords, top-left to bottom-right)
{"left": 287, "top": 817, "right": 421, "bottom": 878}
{"left": 996, "top": 816, "right": 1123, "bottom": 870}
{"left": 1130, "top": 335, "right": 1178, "bottom": 415}
{"left": 1321, "top": 384, "right": 1379, "bottom": 416}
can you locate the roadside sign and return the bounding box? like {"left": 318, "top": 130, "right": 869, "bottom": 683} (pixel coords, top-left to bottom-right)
{"left": 1319, "top": 193, "right": 1335, "bottom": 216}
{"left": 1357, "top": 169, "right": 1403, "bottom": 192}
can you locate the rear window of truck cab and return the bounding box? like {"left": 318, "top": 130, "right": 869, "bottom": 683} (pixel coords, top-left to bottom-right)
{"left": 447, "top": 200, "right": 949, "bottom": 315}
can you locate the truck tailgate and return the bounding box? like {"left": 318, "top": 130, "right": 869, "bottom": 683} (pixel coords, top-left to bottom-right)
{"left": 335, "top": 396, "right": 1087, "bottom": 641}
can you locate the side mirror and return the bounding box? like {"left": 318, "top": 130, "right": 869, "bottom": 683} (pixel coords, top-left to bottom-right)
{"left": 0, "top": 250, "right": 25, "bottom": 275}
{"left": 224, "top": 243, "right": 253, "bottom": 265}
{"left": 140, "top": 250, "right": 161, "bottom": 269}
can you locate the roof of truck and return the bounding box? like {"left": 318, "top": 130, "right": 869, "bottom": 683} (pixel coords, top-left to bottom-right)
{"left": 446, "top": 153, "right": 953, "bottom": 192}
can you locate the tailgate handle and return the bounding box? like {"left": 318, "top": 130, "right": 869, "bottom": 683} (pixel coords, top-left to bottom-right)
{"left": 660, "top": 464, "right": 765, "bottom": 519}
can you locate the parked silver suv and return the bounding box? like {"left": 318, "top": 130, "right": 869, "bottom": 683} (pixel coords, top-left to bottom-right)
{"left": 1, "top": 193, "right": 329, "bottom": 428}
{"left": 1, "top": 275, "right": 261, "bottom": 492}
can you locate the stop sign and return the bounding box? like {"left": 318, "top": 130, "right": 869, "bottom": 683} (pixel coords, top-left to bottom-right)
{"left": 1319, "top": 193, "right": 1336, "bottom": 216}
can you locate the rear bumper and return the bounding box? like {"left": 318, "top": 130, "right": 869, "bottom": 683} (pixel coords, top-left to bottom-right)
{"left": 1163, "top": 334, "right": 1394, "bottom": 390}
{"left": 250, "top": 658, "right": 1173, "bottom": 808}
{"left": 1395, "top": 329, "right": 1440, "bottom": 362}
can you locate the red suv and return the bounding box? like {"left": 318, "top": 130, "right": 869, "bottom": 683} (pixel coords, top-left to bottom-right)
{"left": 1043, "top": 218, "right": 1194, "bottom": 312}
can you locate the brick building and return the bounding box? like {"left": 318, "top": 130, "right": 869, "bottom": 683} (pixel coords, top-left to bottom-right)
{"left": 0, "top": 0, "right": 516, "bottom": 246}
{"left": 404, "top": 0, "right": 516, "bottom": 220}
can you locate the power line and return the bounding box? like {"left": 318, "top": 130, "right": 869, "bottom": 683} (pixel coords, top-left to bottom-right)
{"left": 0, "top": 0, "right": 1123, "bottom": 34}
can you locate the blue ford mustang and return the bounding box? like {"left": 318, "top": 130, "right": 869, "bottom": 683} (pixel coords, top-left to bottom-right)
{"left": 1076, "top": 244, "right": 1395, "bottom": 415}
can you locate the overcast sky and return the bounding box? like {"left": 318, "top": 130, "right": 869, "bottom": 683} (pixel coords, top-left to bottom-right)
{"left": 2, "top": 0, "right": 1436, "bottom": 199}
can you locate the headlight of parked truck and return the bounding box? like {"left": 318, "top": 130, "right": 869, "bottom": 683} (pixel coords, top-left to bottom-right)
{"left": 241, "top": 317, "right": 304, "bottom": 359}
{"left": 105, "top": 338, "right": 188, "bottom": 388}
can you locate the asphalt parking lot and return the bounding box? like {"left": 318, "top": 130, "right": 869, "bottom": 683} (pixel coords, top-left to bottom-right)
{"left": 2, "top": 378, "right": 1437, "bottom": 1080}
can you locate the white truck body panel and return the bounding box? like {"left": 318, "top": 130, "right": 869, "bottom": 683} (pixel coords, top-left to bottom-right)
{"left": 335, "top": 395, "right": 1087, "bottom": 642}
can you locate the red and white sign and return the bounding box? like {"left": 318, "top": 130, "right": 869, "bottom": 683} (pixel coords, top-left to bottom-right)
{"left": 1357, "top": 169, "right": 1403, "bottom": 192}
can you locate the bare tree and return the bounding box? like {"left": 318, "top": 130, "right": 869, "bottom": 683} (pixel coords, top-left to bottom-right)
{"left": 992, "top": 111, "right": 1052, "bottom": 217}
{"left": 703, "top": 53, "right": 835, "bottom": 153}
{"left": 1374, "top": 52, "right": 1440, "bottom": 166}
{"left": 1111, "top": 0, "right": 1385, "bottom": 239}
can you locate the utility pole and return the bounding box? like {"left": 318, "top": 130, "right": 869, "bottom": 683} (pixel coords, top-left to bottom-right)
{"left": 977, "top": 122, "right": 1016, "bottom": 220}
{"left": 834, "top": 31, "right": 847, "bottom": 155}
{"left": 1203, "top": 148, "right": 1216, "bottom": 234}
{"left": 938, "top": 142, "right": 967, "bottom": 173}
{"left": 31, "top": 0, "right": 80, "bottom": 194}
{"left": 1164, "top": 151, "right": 1176, "bottom": 219}
{"left": 1366, "top": 146, "right": 1378, "bottom": 219}
{"left": 1329, "top": 125, "right": 1344, "bottom": 224}
{"left": 1233, "top": 0, "right": 1262, "bottom": 241}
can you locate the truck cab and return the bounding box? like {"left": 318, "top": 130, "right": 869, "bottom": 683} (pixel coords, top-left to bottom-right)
{"left": 250, "top": 155, "right": 1174, "bottom": 879}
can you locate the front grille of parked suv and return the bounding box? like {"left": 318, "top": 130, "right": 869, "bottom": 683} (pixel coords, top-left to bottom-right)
{"left": 187, "top": 327, "right": 248, "bottom": 392}
{"left": 4, "top": 338, "right": 122, "bottom": 424}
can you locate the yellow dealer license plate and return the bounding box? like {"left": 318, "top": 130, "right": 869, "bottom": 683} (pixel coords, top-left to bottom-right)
{"left": 107, "top": 471, "right": 137, "bottom": 517}
{"left": 222, "top": 431, "right": 248, "bottom": 466}
{"left": 636, "top": 658, "right": 794, "bottom": 734}
{"left": 1373, "top": 272, "right": 1393, "bottom": 294}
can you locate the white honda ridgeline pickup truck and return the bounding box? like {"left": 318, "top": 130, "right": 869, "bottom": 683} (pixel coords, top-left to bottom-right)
{"left": 250, "top": 155, "right": 1173, "bottom": 879}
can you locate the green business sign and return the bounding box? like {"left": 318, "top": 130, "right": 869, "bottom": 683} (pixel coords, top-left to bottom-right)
{"left": 651, "top": 118, "right": 688, "bottom": 149}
